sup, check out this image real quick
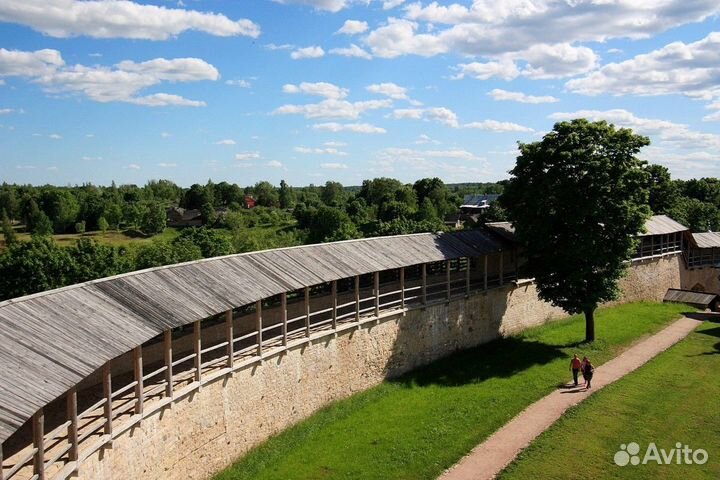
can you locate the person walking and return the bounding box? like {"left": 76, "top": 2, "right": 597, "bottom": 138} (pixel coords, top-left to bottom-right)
{"left": 583, "top": 358, "right": 595, "bottom": 389}
{"left": 570, "top": 354, "right": 582, "bottom": 387}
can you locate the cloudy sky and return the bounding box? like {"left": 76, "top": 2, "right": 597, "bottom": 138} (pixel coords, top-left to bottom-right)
{"left": 0, "top": 0, "right": 719, "bottom": 186}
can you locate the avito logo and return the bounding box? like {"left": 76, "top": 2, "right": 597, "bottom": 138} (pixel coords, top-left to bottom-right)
{"left": 614, "top": 442, "right": 709, "bottom": 466}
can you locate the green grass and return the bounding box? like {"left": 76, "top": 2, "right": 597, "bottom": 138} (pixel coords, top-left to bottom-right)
{"left": 499, "top": 318, "right": 720, "bottom": 480}
{"left": 215, "top": 302, "right": 693, "bottom": 480}
{"left": 0, "top": 227, "right": 182, "bottom": 250}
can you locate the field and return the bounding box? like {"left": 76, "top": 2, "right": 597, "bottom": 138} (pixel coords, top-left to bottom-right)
{"left": 499, "top": 317, "right": 719, "bottom": 480}
{"left": 215, "top": 302, "right": 692, "bottom": 480}
{"left": 0, "top": 227, "right": 182, "bottom": 250}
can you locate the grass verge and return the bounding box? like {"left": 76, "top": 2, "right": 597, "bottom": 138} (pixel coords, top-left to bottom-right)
{"left": 215, "top": 302, "right": 692, "bottom": 480}
{"left": 499, "top": 317, "right": 719, "bottom": 480}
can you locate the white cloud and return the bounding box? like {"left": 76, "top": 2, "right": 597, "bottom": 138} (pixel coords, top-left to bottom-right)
{"left": 272, "top": 0, "right": 350, "bottom": 12}
{"left": 337, "top": 20, "right": 368, "bottom": 35}
{"left": 0, "top": 108, "right": 20, "bottom": 114}
{"left": 126, "top": 163, "right": 141, "bottom": 170}
{"left": 158, "top": 162, "right": 177, "bottom": 168}
{"left": 265, "top": 43, "right": 295, "bottom": 51}
{"left": 291, "top": 46, "right": 325, "bottom": 60}
{"left": 312, "top": 122, "right": 386, "bottom": 134}
{"left": 0, "top": 0, "right": 260, "bottom": 40}
{"left": 383, "top": 0, "right": 405, "bottom": 9}
{"left": 453, "top": 60, "right": 519, "bottom": 81}
{"left": 160, "top": 132, "right": 172, "bottom": 138}
{"left": 320, "top": 162, "right": 349, "bottom": 169}
{"left": 488, "top": 89, "right": 558, "bottom": 104}
{"left": 48, "top": 133, "right": 62, "bottom": 139}
{"left": 274, "top": 98, "right": 392, "bottom": 119}
{"left": 235, "top": 152, "right": 261, "bottom": 160}
{"left": 366, "top": 82, "right": 407, "bottom": 100}
{"left": 266, "top": 160, "right": 283, "bottom": 168}
{"left": 215, "top": 139, "right": 236, "bottom": 145}
{"left": 703, "top": 110, "right": 720, "bottom": 122}
{"left": 324, "top": 141, "right": 347, "bottom": 147}
{"left": 46, "top": 166, "right": 58, "bottom": 171}
{"left": 329, "top": 44, "right": 373, "bottom": 60}
{"left": 518, "top": 43, "right": 598, "bottom": 79}
{"left": 283, "top": 82, "right": 348, "bottom": 99}
{"left": 15, "top": 165, "right": 36, "bottom": 170}
{"left": 415, "top": 133, "right": 440, "bottom": 145}
{"left": 464, "top": 120, "right": 534, "bottom": 132}
{"left": 295, "top": 146, "right": 348, "bottom": 155}
{"left": 567, "top": 32, "right": 720, "bottom": 100}
{"left": 372, "top": 147, "right": 488, "bottom": 180}
{"left": 391, "top": 106, "right": 458, "bottom": 127}
{"left": 0, "top": 49, "right": 216, "bottom": 106}
{"left": 226, "top": 79, "right": 252, "bottom": 88}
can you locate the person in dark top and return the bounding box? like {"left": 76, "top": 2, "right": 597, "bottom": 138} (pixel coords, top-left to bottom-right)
{"left": 570, "top": 354, "right": 582, "bottom": 387}
{"left": 583, "top": 359, "right": 595, "bottom": 389}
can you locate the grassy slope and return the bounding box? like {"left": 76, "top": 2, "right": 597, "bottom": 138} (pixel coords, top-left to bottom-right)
{"left": 215, "top": 302, "right": 692, "bottom": 480}
{"left": 499, "top": 319, "right": 720, "bottom": 480}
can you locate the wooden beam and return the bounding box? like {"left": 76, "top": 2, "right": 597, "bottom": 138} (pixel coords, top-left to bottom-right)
{"left": 133, "top": 346, "right": 143, "bottom": 417}
{"left": 225, "top": 310, "right": 234, "bottom": 369}
{"left": 484, "top": 255, "right": 488, "bottom": 291}
{"left": 67, "top": 387, "right": 78, "bottom": 467}
{"left": 102, "top": 363, "right": 113, "bottom": 442}
{"left": 446, "top": 260, "right": 451, "bottom": 301}
{"left": 0, "top": 443, "right": 4, "bottom": 480}
{"left": 164, "top": 330, "right": 173, "bottom": 399}
{"left": 32, "top": 408, "right": 45, "bottom": 480}
{"left": 256, "top": 300, "right": 263, "bottom": 357}
{"left": 281, "top": 292, "right": 288, "bottom": 347}
{"left": 421, "top": 263, "right": 427, "bottom": 305}
{"left": 304, "top": 286, "right": 311, "bottom": 338}
{"left": 354, "top": 275, "right": 360, "bottom": 326}
{"left": 374, "top": 271, "right": 380, "bottom": 317}
{"left": 331, "top": 280, "right": 338, "bottom": 330}
{"left": 193, "top": 320, "right": 201, "bottom": 384}
{"left": 465, "top": 257, "right": 471, "bottom": 296}
{"left": 400, "top": 267, "right": 405, "bottom": 310}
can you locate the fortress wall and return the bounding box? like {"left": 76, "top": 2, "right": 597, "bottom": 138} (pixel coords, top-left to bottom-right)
{"left": 680, "top": 266, "right": 720, "bottom": 294}
{"left": 77, "top": 255, "right": 683, "bottom": 480}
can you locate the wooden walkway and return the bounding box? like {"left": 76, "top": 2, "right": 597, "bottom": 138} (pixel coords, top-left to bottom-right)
{"left": 439, "top": 316, "right": 703, "bottom": 480}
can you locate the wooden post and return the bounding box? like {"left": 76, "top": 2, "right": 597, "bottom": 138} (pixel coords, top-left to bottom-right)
{"left": 400, "top": 267, "right": 405, "bottom": 309}
{"left": 67, "top": 387, "right": 79, "bottom": 468}
{"left": 102, "top": 363, "right": 113, "bottom": 442}
{"left": 281, "top": 292, "right": 288, "bottom": 346}
{"left": 421, "top": 263, "right": 427, "bottom": 305}
{"left": 499, "top": 251, "right": 504, "bottom": 285}
{"left": 354, "top": 275, "right": 360, "bottom": 326}
{"left": 193, "top": 320, "right": 201, "bottom": 384}
{"left": 32, "top": 408, "right": 45, "bottom": 480}
{"left": 1, "top": 444, "right": 4, "bottom": 480}
{"left": 374, "top": 271, "right": 380, "bottom": 317}
{"left": 446, "top": 260, "right": 451, "bottom": 301}
{"left": 465, "top": 257, "right": 471, "bottom": 296}
{"left": 256, "top": 300, "right": 263, "bottom": 356}
{"left": 164, "top": 330, "right": 173, "bottom": 399}
{"left": 225, "top": 310, "right": 234, "bottom": 369}
{"left": 304, "top": 286, "right": 311, "bottom": 338}
{"left": 133, "top": 346, "right": 143, "bottom": 417}
{"left": 484, "top": 255, "right": 488, "bottom": 291}
{"left": 331, "top": 280, "right": 338, "bottom": 330}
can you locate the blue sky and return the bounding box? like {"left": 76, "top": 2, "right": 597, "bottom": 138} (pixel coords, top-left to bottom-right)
{"left": 0, "top": 0, "right": 719, "bottom": 187}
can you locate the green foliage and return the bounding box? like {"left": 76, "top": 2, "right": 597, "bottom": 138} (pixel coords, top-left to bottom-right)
{"left": 98, "top": 216, "right": 109, "bottom": 233}
{"left": 645, "top": 164, "right": 679, "bottom": 215}
{"left": 200, "top": 202, "right": 217, "bottom": 226}
{"left": 668, "top": 197, "right": 720, "bottom": 232}
{"left": 279, "top": 180, "right": 295, "bottom": 209}
{"left": 321, "top": 181, "right": 345, "bottom": 206}
{"left": 502, "top": 119, "right": 651, "bottom": 341}
{"left": 182, "top": 183, "right": 214, "bottom": 210}
{"left": 66, "top": 238, "right": 131, "bottom": 284}
{"left": 32, "top": 211, "right": 54, "bottom": 237}
{"left": 174, "top": 227, "right": 232, "bottom": 258}
{"left": 0, "top": 188, "right": 19, "bottom": 220}
{"left": 305, "top": 206, "right": 359, "bottom": 243}
{"left": 74, "top": 220, "right": 86, "bottom": 234}
{"left": 133, "top": 238, "right": 203, "bottom": 270}
{"left": 372, "top": 218, "right": 447, "bottom": 236}
{"left": 2, "top": 210, "right": 16, "bottom": 246}
{"left": 0, "top": 236, "right": 74, "bottom": 300}
{"left": 254, "top": 181, "right": 279, "bottom": 207}
{"left": 139, "top": 201, "right": 167, "bottom": 235}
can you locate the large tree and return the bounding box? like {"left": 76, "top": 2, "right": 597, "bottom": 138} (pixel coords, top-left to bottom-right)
{"left": 502, "top": 119, "right": 651, "bottom": 342}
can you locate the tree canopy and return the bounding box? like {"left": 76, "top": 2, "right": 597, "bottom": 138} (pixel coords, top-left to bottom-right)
{"left": 501, "top": 119, "right": 652, "bottom": 342}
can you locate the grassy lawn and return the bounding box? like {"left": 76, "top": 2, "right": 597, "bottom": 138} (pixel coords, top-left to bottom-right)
{"left": 215, "top": 302, "right": 692, "bottom": 480}
{"left": 499, "top": 318, "right": 720, "bottom": 480}
{"left": 0, "top": 227, "right": 182, "bottom": 250}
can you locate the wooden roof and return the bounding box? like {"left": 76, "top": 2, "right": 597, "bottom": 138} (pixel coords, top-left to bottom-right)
{"left": 691, "top": 232, "right": 720, "bottom": 249}
{"left": 0, "top": 229, "right": 509, "bottom": 444}
{"left": 663, "top": 288, "right": 718, "bottom": 307}
{"left": 640, "top": 215, "right": 688, "bottom": 236}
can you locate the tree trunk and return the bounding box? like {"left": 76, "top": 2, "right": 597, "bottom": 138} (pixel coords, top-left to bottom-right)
{"left": 584, "top": 306, "right": 596, "bottom": 343}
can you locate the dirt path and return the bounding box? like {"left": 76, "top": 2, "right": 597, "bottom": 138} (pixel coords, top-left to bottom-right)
{"left": 439, "top": 316, "right": 703, "bottom": 480}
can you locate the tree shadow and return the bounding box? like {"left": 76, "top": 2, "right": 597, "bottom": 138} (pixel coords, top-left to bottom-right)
{"left": 683, "top": 312, "right": 720, "bottom": 323}
{"left": 392, "top": 336, "right": 565, "bottom": 388}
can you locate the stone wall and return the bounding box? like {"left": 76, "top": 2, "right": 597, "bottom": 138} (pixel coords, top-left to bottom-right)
{"left": 77, "top": 255, "right": 684, "bottom": 480}
{"left": 680, "top": 266, "right": 720, "bottom": 294}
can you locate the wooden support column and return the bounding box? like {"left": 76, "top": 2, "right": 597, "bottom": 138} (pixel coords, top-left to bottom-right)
{"left": 225, "top": 310, "right": 234, "bottom": 369}
{"left": 102, "top": 363, "right": 113, "bottom": 442}
{"left": 193, "top": 321, "right": 201, "bottom": 384}
{"left": 374, "top": 271, "right": 380, "bottom": 317}
{"left": 164, "top": 330, "right": 173, "bottom": 399}
{"left": 499, "top": 251, "right": 504, "bottom": 285}
{"left": 281, "top": 292, "right": 288, "bottom": 346}
{"left": 400, "top": 267, "right": 405, "bottom": 310}
{"left": 354, "top": 275, "right": 360, "bottom": 326}
{"left": 256, "top": 300, "right": 263, "bottom": 356}
{"left": 465, "top": 257, "right": 471, "bottom": 296}
{"left": 32, "top": 408, "right": 45, "bottom": 480}
{"left": 133, "top": 346, "right": 143, "bottom": 417}
{"left": 484, "top": 255, "right": 488, "bottom": 291}
{"left": 446, "top": 260, "right": 451, "bottom": 301}
{"left": 304, "top": 287, "right": 311, "bottom": 338}
{"left": 67, "top": 387, "right": 79, "bottom": 469}
{"left": 421, "top": 263, "right": 427, "bottom": 305}
{"left": 331, "top": 280, "right": 338, "bottom": 330}
{"left": 1, "top": 444, "right": 4, "bottom": 480}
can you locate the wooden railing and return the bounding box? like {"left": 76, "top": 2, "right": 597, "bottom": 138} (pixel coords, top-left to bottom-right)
{"left": 0, "top": 254, "right": 517, "bottom": 480}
